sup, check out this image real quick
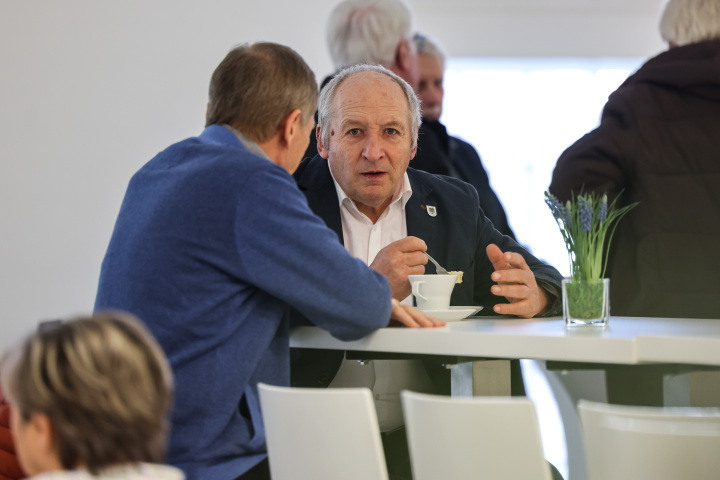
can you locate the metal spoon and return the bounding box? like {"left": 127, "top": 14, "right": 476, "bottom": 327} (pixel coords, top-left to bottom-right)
{"left": 425, "top": 252, "right": 449, "bottom": 275}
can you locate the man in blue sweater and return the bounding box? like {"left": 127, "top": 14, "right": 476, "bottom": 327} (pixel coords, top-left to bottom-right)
{"left": 94, "top": 42, "right": 444, "bottom": 480}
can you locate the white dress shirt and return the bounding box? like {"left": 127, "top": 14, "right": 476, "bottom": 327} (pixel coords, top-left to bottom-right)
{"left": 327, "top": 160, "right": 435, "bottom": 432}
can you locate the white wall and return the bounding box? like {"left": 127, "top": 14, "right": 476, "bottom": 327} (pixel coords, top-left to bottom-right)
{"left": 0, "top": 0, "right": 665, "bottom": 349}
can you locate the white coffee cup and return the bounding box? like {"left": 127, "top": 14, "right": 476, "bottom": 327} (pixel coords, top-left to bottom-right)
{"left": 409, "top": 274, "right": 458, "bottom": 311}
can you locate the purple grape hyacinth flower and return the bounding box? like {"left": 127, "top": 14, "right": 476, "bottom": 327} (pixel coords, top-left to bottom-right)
{"left": 579, "top": 196, "right": 593, "bottom": 232}
{"left": 598, "top": 194, "right": 608, "bottom": 223}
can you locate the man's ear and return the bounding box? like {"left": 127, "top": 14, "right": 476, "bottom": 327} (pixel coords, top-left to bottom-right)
{"left": 27, "top": 412, "right": 56, "bottom": 455}
{"left": 409, "top": 127, "right": 419, "bottom": 160}
{"left": 316, "top": 124, "right": 330, "bottom": 159}
{"left": 280, "top": 108, "right": 303, "bottom": 147}
{"left": 395, "top": 39, "right": 412, "bottom": 72}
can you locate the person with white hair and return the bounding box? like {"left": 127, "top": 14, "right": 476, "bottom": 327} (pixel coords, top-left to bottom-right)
{"left": 550, "top": 0, "right": 720, "bottom": 403}
{"left": 325, "top": 0, "right": 418, "bottom": 86}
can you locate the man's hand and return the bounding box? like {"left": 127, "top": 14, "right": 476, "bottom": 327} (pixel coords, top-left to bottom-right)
{"left": 486, "top": 243, "right": 549, "bottom": 318}
{"left": 389, "top": 299, "right": 446, "bottom": 328}
{"left": 370, "top": 236, "right": 428, "bottom": 300}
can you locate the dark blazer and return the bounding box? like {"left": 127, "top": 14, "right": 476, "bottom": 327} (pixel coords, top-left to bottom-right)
{"left": 414, "top": 120, "right": 516, "bottom": 240}
{"left": 291, "top": 155, "right": 563, "bottom": 388}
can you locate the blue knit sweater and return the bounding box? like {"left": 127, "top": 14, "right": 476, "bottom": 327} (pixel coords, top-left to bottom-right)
{"left": 95, "top": 125, "right": 391, "bottom": 480}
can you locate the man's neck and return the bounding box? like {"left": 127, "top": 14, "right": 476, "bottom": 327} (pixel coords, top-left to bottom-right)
{"left": 354, "top": 198, "right": 394, "bottom": 224}
{"left": 223, "top": 125, "right": 272, "bottom": 161}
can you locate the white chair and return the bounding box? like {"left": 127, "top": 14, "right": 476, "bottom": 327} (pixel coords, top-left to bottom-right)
{"left": 578, "top": 399, "right": 720, "bottom": 480}
{"left": 257, "top": 383, "right": 389, "bottom": 480}
{"left": 401, "top": 391, "right": 553, "bottom": 480}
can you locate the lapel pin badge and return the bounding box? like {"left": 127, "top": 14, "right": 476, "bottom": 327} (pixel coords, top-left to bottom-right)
{"left": 426, "top": 205, "right": 437, "bottom": 217}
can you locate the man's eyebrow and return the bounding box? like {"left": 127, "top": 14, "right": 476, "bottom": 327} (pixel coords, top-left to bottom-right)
{"left": 339, "top": 119, "right": 364, "bottom": 130}
{"left": 381, "top": 120, "right": 405, "bottom": 130}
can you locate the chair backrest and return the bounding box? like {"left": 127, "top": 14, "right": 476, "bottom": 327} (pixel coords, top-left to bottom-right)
{"left": 257, "top": 383, "right": 389, "bottom": 480}
{"left": 401, "top": 391, "right": 552, "bottom": 480}
{"left": 578, "top": 399, "right": 720, "bottom": 480}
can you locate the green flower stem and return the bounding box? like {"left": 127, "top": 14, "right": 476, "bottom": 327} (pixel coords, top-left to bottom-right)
{"left": 545, "top": 190, "right": 637, "bottom": 282}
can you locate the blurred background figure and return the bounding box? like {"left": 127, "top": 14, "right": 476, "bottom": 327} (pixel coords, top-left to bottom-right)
{"left": 550, "top": 0, "right": 720, "bottom": 408}
{"left": 550, "top": 0, "right": 720, "bottom": 320}
{"left": 0, "top": 385, "right": 23, "bottom": 480}
{"left": 0, "top": 312, "right": 183, "bottom": 480}
{"left": 414, "top": 31, "right": 516, "bottom": 239}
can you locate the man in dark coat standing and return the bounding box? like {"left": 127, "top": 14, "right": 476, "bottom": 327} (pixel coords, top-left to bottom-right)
{"left": 550, "top": 0, "right": 720, "bottom": 407}
{"left": 550, "top": 0, "right": 720, "bottom": 320}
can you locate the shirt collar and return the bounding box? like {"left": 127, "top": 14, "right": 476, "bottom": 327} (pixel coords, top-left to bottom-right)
{"left": 328, "top": 158, "right": 413, "bottom": 215}
{"left": 223, "top": 124, "right": 271, "bottom": 161}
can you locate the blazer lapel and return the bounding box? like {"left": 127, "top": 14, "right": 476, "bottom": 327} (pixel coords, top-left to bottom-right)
{"left": 406, "top": 169, "right": 440, "bottom": 262}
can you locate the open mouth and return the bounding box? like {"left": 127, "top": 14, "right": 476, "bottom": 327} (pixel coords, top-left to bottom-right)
{"left": 361, "top": 170, "right": 386, "bottom": 178}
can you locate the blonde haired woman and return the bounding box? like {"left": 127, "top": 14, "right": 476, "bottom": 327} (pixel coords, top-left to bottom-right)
{"left": 0, "top": 313, "right": 183, "bottom": 480}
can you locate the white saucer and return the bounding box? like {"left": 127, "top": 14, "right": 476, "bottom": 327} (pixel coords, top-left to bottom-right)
{"left": 422, "top": 306, "right": 483, "bottom": 321}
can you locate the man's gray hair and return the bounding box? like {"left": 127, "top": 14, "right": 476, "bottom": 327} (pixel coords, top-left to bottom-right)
{"left": 317, "top": 64, "right": 421, "bottom": 150}
{"left": 326, "top": 0, "right": 415, "bottom": 70}
{"left": 660, "top": 0, "right": 720, "bottom": 46}
{"left": 413, "top": 31, "right": 447, "bottom": 66}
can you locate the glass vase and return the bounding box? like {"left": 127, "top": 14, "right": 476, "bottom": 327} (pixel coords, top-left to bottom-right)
{"left": 562, "top": 278, "right": 609, "bottom": 327}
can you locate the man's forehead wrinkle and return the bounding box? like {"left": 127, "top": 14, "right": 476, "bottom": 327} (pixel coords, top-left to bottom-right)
{"left": 337, "top": 109, "right": 408, "bottom": 131}
{"left": 334, "top": 85, "right": 410, "bottom": 131}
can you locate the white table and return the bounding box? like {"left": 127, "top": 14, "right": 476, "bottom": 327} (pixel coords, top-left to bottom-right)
{"left": 290, "top": 316, "right": 720, "bottom": 398}
{"left": 634, "top": 317, "right": 720, "bottom": 366}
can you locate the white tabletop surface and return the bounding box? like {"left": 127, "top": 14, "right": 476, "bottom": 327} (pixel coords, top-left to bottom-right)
{"left": 290, "top": 316, "right": 720, "bottom": 367}
{"left": 634, "top": 316, "right": 720, "bottom": 366}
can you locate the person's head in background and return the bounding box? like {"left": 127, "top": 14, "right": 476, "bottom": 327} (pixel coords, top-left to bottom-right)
{"left": 660, "top": 0, "right": 720, "bottom": 48}
{"left": 326, "top": 0, "right": 419, "bottom": 89}
{"left": 206, "top": 42, "right": 318, "bottom": 173}
{"left": 316, "top": 64, "right": 421, "bottom": 221}
{"left": 0, "top": 312, "right": 174, "bottom": 477}
{"left": 413, "top": 32, "right": 447, "bottom": 122}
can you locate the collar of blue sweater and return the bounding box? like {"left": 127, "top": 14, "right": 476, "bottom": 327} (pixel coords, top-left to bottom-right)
{"left": 221, "top": 124, "right": 271, "bottom": 161}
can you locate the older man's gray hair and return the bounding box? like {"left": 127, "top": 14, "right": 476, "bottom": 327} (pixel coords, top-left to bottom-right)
{"left": 317, "top": 64, "right": 422, "bottom": 150}
{"left": 660, "top": 0, "right": 720, "bottom": 47}
{"left": 413, "top": 31, "right": 447, "bottom": 66}
{"left": 326, "top": 0, "right": 415, "bottom": 70}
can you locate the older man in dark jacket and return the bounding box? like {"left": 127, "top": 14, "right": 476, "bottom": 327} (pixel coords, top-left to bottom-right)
{"left": 550, "top": 0, "right": 720, "bottom": 321}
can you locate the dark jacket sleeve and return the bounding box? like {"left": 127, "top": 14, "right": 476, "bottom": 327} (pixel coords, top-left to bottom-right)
{"left": 472, "top": 206, "right": 563, "bottom": 316}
